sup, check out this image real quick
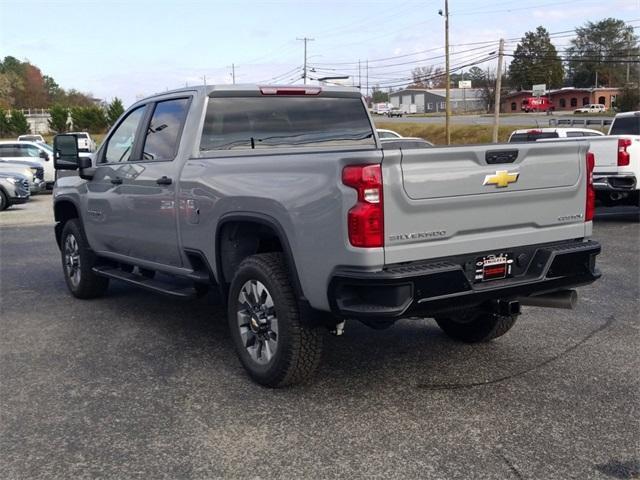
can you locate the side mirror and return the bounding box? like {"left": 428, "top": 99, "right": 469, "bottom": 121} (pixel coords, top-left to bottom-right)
{"left": 39, "top": 150, "right": 49, "bottom": 160}
{"left": 53, "top": 134, "right": 80, "bottom": 170}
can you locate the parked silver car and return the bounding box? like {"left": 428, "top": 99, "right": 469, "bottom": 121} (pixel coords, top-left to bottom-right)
{"left": 0, "top": 173, "right": 30, "bottom": 211}
{"left": 0, "top": 161, "right": 44, "bottom": 194}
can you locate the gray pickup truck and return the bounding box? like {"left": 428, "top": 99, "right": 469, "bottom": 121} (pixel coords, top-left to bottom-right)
{"left": 52, "top": 85, "right": 601, "bottom": 387}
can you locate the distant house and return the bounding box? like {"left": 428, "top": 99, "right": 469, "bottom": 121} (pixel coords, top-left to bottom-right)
{"left": 501, "top": 87, "right": 621, "bottom": 113}
{"left": 389, "top": 88, "right": 486, "bottom": 114}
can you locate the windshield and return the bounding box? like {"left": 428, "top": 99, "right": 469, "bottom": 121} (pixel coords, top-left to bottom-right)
{"left": 610, "top": 116, "right": 640, "bottom": 136}
{"left": 200, "top": 96, "right": 375, "bottom": 151}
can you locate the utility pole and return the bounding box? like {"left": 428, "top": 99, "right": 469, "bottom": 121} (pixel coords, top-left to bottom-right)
{"left": 297, "top": 37, "right": 315, "bottom": 84}
{"left": 492, "top": 38, "right": 505, "bottom": 144}
{"left": 440, "top": 1, "right": 451, "bottom": 145}
{"left": 230, "top": 63, "right": 236, "bottom": 84}
{"left": 366, "top": 60, "right": 369, "bottom": 101}
{"left": 358, "top": 59, "right": 362, "bottom": 91}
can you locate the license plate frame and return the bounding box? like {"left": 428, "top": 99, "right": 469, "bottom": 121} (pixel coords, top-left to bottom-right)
{"left": 474, "top": 253, "right": 514, "bottom": 282}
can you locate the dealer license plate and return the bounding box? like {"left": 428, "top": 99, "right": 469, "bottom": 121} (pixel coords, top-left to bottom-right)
{"left": 474, "top": 253, "right": 514, "bottom": 282}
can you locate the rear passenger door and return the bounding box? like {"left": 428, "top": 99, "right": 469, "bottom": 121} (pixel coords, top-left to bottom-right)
{"left": 117, "top": 97, "right": 191, "bottom": 267}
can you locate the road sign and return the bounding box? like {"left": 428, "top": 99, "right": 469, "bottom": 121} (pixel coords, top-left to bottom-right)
{"left": 458, "top": 80, "right": 471, "bottom": 89}
{"left": 532, "top": 84, "right": 546, "bottom": 97}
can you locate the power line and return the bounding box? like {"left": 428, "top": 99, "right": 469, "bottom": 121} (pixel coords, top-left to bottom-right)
{"left": 309, "top": 44, "right": 497, "bottom": 71}
{"left": 452, "top": 0, "right": 600, "bottom": 16}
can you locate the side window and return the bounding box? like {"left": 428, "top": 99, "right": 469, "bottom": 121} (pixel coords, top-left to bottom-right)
{"left": 0, "top": 145, "right": 17, "bottom": 156}
{"left": 17, "top": 145, "right": 36, "bottom": 157}
{"left": 25, "top": 145, "right": 42, "bottom": 157}
{"left": 141, "top": 98, "right": 189, "bottom": 161}
{"left": 566, "top": 132, "right": 583, "bottom": 137}
{"left": 103, "top": 106, "right": 146, "bottom": 163}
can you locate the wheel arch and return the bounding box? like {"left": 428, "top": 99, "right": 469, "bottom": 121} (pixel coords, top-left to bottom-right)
{"left": 53, "top": 199, "right": 80, "bottom": 249}
{"left": 215, "top": 213, "right": 305, "bottom": 301}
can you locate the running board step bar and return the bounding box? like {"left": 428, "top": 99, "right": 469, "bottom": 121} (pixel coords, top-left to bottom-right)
{"left": 92, "top": 266, "right": 196, "bottom": 298}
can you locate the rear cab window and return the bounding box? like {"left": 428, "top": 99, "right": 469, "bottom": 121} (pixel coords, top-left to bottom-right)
{"left": 199, "top": 96, "right": 375, "bottom": 152}
{"left": 610, "top": 116, "right": 640, "bottom": 136}
{"left": 509, "top": 131, "right": 559, "bottom": 143}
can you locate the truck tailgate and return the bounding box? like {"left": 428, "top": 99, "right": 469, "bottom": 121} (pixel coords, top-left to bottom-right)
{"left": 382, "top": 141, "right": 590, "bottom": 265}
{"left": 586, "top": 136, "right": 618, "bottom": 172}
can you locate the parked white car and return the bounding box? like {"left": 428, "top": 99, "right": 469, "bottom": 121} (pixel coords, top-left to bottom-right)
{"left": 377, "top": 128, "right": 403, "bottom": 139}
{"left": 508, "top": 128, "right": 604, "bottom": 142}
{"left": 17, "top": 134, "right": 46, "bottom": 143}
{"left": 376, "top": 129, "right": 433, "bottom": 146}
{"left": 68, "top": 132, "right": 96, "bottom": 152}
{"left": 0, "top": 140, "right": 55, "bottom": 188}
{"left": 574, "top": 104, "right": 606, "bottom": 114}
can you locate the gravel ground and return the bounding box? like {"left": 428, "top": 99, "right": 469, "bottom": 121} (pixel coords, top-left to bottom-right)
{"left": 0, "top": 197, "right": 638, "bottom": 480}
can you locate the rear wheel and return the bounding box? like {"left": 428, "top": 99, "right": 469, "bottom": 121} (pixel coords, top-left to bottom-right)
{"left": 228, "top": 253, "right": 323, "bottom": 387}
{"left": 61, "top": 219, "right": 109, "bottom": 299}
{"left": 435, "top": 310, "right": 517, "bottom": 343}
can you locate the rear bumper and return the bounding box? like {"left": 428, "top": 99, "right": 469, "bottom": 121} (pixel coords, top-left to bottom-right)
{"left": 328, "top": 239, "right": 601, "bottom": 319}
{"left": 593, "top": 173, "right": 637, "bottom": 192}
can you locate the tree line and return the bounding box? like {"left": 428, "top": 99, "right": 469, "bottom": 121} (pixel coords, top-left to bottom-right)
{"left": 0, "top": 55, "right": 126, "bottom": 135}
{"left": 0, "top": 98, "right": 124, "bottom": 136}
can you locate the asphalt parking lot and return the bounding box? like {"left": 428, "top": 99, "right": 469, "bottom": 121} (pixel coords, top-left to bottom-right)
{"left": 1, "top": 196, "right": 638, "bottom": 480}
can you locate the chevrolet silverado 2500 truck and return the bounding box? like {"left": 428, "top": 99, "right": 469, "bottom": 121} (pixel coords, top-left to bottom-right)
{"left": 52, "top": 85, "right": 601, "bottom": 387}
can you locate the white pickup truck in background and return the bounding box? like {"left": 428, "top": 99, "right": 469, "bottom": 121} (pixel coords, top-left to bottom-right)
{"left": 68, "top": 132, "right": 96, "bottom": 152}
{"left": 517, "top": 112, "right": 640, "bottom": 208}
{"left": 592, "top": 111, "right": 640, "bottom": 207}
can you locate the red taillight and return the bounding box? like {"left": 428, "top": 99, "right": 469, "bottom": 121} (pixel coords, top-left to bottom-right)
{"left": 585, "top": 152, "right": 595, "bottom": 222}
{"left": 618, "top": 138, "right": 631, "bottom": 166}
{"left": 259, "top": 86, "right": 321, "bottom": 96}
{"left": 342, "top": 164, "right": 384, "bottom": 248}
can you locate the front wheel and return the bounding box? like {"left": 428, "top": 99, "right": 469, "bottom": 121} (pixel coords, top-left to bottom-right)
{"left": 228, "top": 253, "right": 323, "bottom": 387}
{"left": 435, "top": 310, "right": 517, "bottom": 343}
{"left": 0, "top": 190, "right": 8, "bottom": 211}
{"left": 60, "top": 219, "right": 109, "bottom": 299}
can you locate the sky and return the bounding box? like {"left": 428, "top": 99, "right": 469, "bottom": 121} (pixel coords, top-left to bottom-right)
{"left": 1, "top": 0, "right": 639, "bottom": 106}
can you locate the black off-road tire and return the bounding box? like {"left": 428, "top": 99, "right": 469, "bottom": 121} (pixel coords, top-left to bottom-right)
{"left": 60, "top": 219, "right": 109, "bottom": 299}
{"left": 0, "top": 190, "right": 8, "bottom": 211}
{"left": 435, "top": 311, "right": 517, "bottom": 343}
{"left": 228, "top": 253, "right": 323, "bottom": 387}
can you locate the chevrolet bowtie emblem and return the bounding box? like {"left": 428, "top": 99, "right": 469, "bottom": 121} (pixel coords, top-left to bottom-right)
{"left": 483, "top": 170, "right": 519, "bottom": 188}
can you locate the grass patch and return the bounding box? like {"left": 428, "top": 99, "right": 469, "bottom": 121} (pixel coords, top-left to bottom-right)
{"left": 375, "top": 122, "right": 530, "bottom": 145}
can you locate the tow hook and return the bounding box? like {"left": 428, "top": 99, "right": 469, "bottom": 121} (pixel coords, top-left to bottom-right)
{"left": 330, "top": 320, "right": 345, "bottom": 336}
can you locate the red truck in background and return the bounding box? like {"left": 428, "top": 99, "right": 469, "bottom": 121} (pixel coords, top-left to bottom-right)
{"left": 521, "top": 97, "right": 555, "bottom": 113}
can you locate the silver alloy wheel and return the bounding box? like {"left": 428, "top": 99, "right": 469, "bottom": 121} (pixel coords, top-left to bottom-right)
{"left": 237, "top": 280, "right": 279, "bottom": 365}
{"left": 64, "top": 233, "right": 81, "bottom": 288}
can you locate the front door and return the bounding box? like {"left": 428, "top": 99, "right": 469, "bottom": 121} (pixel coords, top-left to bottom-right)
{"left": 84, "top": 97, "right": 190, "bottom": 267}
